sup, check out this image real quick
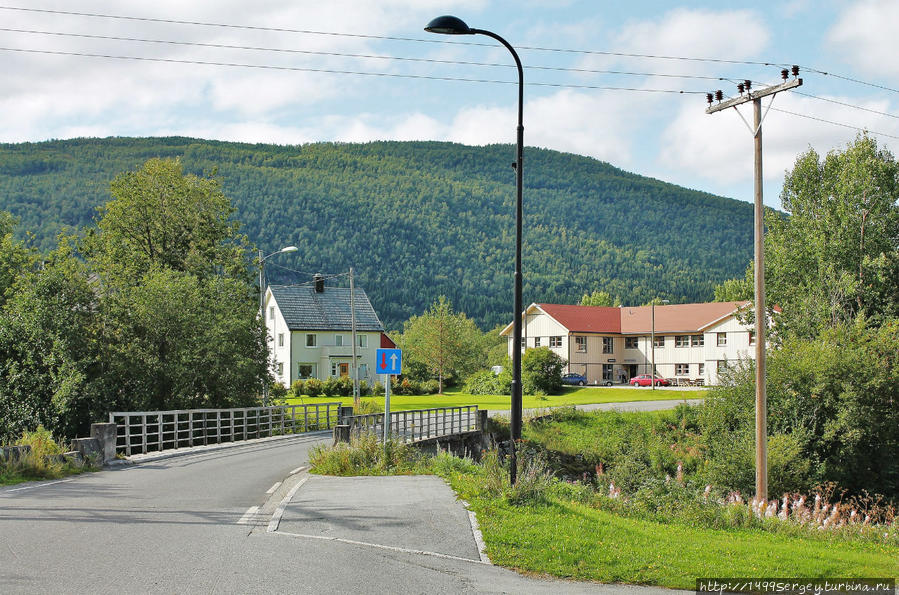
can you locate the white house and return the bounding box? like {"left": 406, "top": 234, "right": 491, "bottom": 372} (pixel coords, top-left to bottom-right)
{"left": 501, "top": 301, "right": 759, "bottom": 385}
{"left": 264, "top": 275, "right": 394, "bottom": 387}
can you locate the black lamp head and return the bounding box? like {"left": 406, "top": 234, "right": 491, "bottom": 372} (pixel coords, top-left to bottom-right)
{"left": 425, "top": 15, "right": 473, "bottom": 35}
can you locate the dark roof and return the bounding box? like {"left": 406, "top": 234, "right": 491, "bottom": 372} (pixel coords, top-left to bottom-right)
{"left": 269, "top": 285, "right": 384, "bottom": 332}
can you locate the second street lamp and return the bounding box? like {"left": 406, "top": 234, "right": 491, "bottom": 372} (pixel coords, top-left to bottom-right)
{"left": 259, "top": 245, "right": 298, "bottom": 405}
{"left": 425, "top": 15, "right": 525, "bottom": 484}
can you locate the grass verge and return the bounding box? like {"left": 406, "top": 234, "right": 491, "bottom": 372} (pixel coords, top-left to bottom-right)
{"left": 288, "top": 385, "right": 701, "bottom": 412}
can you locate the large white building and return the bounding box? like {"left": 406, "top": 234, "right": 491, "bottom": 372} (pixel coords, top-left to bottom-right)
{"left": 501, "top": 301, "right": 758, "bottom": 386}
{"left": 264, "top": 276, "right": 394, "bottom": 387}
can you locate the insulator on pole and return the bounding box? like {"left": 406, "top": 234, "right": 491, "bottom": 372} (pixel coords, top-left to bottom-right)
{"left": 737, "top": 83, "right": 745, "bottom": 94}
{"left": 781, "top": 68, "right": 788, "bottom": 80}
{"left": 706, "top": 92, "right": 713, "bottom": 105}
{"left": 715, "top": 90, "right": 723, "bottom": 102}
{"left": 791, "top": 65, "right": 800, "bottom": 77}
{"left": 744, "top": 79, "right": 752, "bottom": 91}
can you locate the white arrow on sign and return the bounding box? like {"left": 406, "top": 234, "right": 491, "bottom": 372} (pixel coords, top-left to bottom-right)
{"left": 389, "top": 353, "right": 398, "bottom": 369}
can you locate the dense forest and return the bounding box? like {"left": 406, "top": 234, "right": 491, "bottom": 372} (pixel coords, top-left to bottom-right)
{"left": 0, "top": 137, "right": 754, "bottom": 328}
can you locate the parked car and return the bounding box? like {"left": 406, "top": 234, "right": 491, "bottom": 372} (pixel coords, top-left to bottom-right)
{"left": 561, "top": 373, "right": 588, "bottom": 386}
{"left": 629, "top": 374, "right": 670, "bottom": 387}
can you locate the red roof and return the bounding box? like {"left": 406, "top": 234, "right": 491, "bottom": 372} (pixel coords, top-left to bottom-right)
{"left": 501, "top": 301, "right": 750, "bottom": 335}
{"left": 537, "top": 303, "right": 621, "bottom": 333}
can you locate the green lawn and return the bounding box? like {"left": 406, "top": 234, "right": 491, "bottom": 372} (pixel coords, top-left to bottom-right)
{"left": 285, "top": 386, "right": 702, "bottom": 412}
{"left": 453, "top": 491, "right": 899, "bottom": 588}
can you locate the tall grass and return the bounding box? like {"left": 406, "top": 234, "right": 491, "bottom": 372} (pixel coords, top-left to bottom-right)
{"left": 1, "top": 426, "right": 92, "bottom": 486}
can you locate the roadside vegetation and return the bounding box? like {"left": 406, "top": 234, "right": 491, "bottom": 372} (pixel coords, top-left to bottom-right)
{"left": 310, "top": 407, "right": 898, "bottom": 588}
{"left": 0, "top": 426, "right": 95, "bottom": 486}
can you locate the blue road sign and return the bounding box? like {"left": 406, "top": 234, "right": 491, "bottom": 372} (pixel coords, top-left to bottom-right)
{"left": 376, "top": 348, "right": 402, "bottom": 375}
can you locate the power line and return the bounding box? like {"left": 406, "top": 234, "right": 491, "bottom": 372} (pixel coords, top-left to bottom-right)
{"left": 794, "top": 91, "right": 899, "bottom": 121}
{"left": 0, "top": 46, "right": 707, "bottom": 93}
{"left": 0, "top": 26, "right": 743, "bottom": 83}
{"left": 769, "top": 106, "right": 899, "bottom": 140}
{"left": 3, "top": 5, "right": 895, "bottom": 96}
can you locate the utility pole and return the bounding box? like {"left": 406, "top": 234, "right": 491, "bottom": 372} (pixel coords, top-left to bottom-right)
{"left": 706, "top": 67, "right": 802, "bottom": 503}
{"left": 350, "top": 267, "right": 360, "bottom": 408}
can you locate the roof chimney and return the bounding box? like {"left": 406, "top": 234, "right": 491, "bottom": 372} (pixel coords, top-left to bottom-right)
{"left": 313, "top": 273, "right": 324, "bottom": 293}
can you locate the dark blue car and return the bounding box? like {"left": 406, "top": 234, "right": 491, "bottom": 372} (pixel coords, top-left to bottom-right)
{"left": 561, "top": 373, "right": 588, "bottom": 386}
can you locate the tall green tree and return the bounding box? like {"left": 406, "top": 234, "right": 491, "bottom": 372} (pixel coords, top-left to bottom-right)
{"left": 579, "top": 290, "right": 621, "bottom": 307}
{"left": 401, "top": 296, "right": 481, "bottom": 393}
{"left": 766, "top": 134, "right": 899, "bottom": 338}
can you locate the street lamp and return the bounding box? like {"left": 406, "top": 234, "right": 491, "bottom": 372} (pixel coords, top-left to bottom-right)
{"left": 650, "top": 299, "right": 669, "bottom": 391}
{"left": 259, "top": 245, "right": 298, "bottom": 405}
{"left": 425, "top": 15, "right": 524, "bottom": 484}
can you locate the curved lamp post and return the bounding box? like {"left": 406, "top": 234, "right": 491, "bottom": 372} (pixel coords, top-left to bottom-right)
{"left": 425, "top": 15, "right": 524, "bottom": 484}
{"left": 259, "top": 245, "right": 298, "bottom": 405}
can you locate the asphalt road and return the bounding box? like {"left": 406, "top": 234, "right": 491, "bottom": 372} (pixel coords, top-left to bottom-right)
{"left": 1, "top": 415, "right": 691, "bottom": 594}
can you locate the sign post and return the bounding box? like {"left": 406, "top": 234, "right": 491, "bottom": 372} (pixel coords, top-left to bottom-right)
{"left": 375, "top": 348, "right": 402, "bottom": 442}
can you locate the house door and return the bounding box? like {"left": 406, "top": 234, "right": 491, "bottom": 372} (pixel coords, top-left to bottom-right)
{"left": 626, "top": 364, "right": 638, "bottom": 381}
{"left": 602, "top": 364, "right": 613, "bottom": 381}
{"left": 338, "top": 363, "right": 349, "bottom": 377}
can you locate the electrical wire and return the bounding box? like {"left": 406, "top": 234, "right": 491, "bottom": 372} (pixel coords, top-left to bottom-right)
{"left": 0, "top": 46, "right": 707, "bottom": 93}
{"left": 0, "top": 26, "right": 741, "bottom": 83}
{"left": 3, "top": 4, "right": 897, "bottom": 97}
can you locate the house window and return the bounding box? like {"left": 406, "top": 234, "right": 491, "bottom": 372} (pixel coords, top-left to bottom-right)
{"left": 520, "top": 338, "right": 526, "bottom": 350}
{"left": 306, "top": 333, "right": 317, "bottom": 347}
{"left": 625, "top": 337, "right": 638, "bottom": 349}
{"left": 675, "top": 363, "right": 689, "bottom": 376}
{"left": 602, "top": 337, "right": 613, "bottom": 354}
{"left": 675, "top": 335, "right": 690, "bottom": 348}
{"left": 717, "top": 332, "right": 727, "bottom": 346}
{"left": 698, "top": 363, "right": 705, "bottom": 375}
{"left": 653, "top": 335, "right": 665, "bottom": 348}
{"left": 277, "top": 362, "right": 284, "bottom": 376}
{"left": 298, "top": 364, "right": 316, "bottom": 379}
{"left": 549, "top": 336, "right": 563, "bottom": 348}
{"left": 357, "top": 335, "right": 367, "bottom": 348}
{"left": 278, "top": 333, "right": 284, "bottom": 347}
{"left": 575, "top": 336, "right": 587, "bottom": 353}
{"left": 359, "top": 364, "right": 367, "bottom": 379}
{"left": 534, "top": 336, "right": 541, "bottom": 348}
{"left": 717, "top": 360, "right": 728, "bottom": 372}
{"left": 748, "top": 331, "right": 756, "bottom": 346}
{"left": 691, "top": 334, "right": 704, "bottom": 347}
{"left": 269, "top": 306, "right": 275, "bottom": 321}
{"left": 335, "top": 335, "right": 344, "bottom": 347}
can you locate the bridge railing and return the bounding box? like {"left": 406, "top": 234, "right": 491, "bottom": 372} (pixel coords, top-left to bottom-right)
{"left": 109, "top": 403, "right": 341, "bottom": 456}
{"left": 342, "top": 405, "right": 483, "bottom": 444}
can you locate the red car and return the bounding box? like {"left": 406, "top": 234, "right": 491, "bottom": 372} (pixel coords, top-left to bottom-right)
{"left": 629, "top": 374, "right": 670, "bottom": 387}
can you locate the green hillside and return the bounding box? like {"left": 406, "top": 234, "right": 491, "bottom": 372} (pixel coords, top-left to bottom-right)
{"left": 0, "top": 137, "right": 753, "bottom": 328}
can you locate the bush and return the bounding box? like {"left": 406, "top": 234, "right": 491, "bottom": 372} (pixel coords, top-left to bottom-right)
{"left": 302, "top": 378, "right": 323, "bottom": 397}
{"left": 464, "top": 370, "right": 503, "bottom": 395}
{"left": 522, "top": 347, "right": 565, "bottom": 395}
{"left": 289, "top": 379, "right": 304, "bottom": 397}
{"left": 269, "top": 382, "right": 288, "bottom": 404}
{"left": 371, "top": 381, "right": 385, "bottom": 396}
{"left": 15, "top": 425, "right": 64, "bottom": 458}
{"left": 309, "top": 433, "right": 424, "bottom": 475}
{"left": 420, "top": 380, "right": 440, "bottom": 394}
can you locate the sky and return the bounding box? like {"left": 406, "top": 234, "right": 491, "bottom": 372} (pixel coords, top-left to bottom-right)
{"left": 1, "top": 0, "right": 898, "bottom": 208}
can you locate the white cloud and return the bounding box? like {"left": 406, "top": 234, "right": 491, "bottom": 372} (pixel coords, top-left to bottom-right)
{"left": 828, "top": 0, "right": 899, "bottom": 77}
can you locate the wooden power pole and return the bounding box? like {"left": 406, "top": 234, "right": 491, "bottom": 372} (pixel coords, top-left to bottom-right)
{"left": 705, "top": 68, "right": 802, "bottom": 503}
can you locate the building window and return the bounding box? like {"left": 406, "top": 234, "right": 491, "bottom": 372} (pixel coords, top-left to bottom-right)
{"left": 717, "top": 332, "right": 727, "bottom": 346}
{"left": 653, "top": 335, "right": 665, "bottom": 348}
{"left": 625, "top": 336, "right": 638, "bottom": 349}
{"left": 748, "top": 331, "right": 756, "bottom": 345}
{"left": 359, "top": 364, "right": 367, "bottom": 379}
{"left": 277, "top": 362, "right": 284, "bottom": 376}
{"left": 278, "top": 333, "right": 284, "bottom": 347}
{"left": 335, "top": 334, "right": 344, "bottom": 347}
{"left": 691, "top": 334, "right": 704, "bottom": 347}
{"left": 357, "top": 335, "right": 367, "bottom": 348}
{"left": 602, "top": 337, "right": 613, "bottom": 354}
{"left": 306, "top": 333, "right": 317, "bottom": 347}
{"left": 675, "top": 335, "right": 690, "bottom": 348}
{"left": 298, "top": 364, "right": 316, "bottom": 379}
{"left": 717, "top": 360, "right": 728, "bottom": 372}
{"left": 575, "top": 336, "right": 587, "bottom": 353}
{"left": 675, "top": 363, "right": 689, "bottom": 376}
{"left": 549, "top": 336, "right": 563, "bottom": 348}
{"left": 534, "top": 336, "right": 541, "bottom": 348}
{"left": 269, "top": 306, "right": 275, "bottom": 321}
{"left": 698, "top": 363, "right": 705, "bottom": 375}
{"left": 520, "top": 338, "right": 526, "bottom": 350}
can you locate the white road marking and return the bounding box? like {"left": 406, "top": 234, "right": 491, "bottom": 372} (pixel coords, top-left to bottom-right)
{"left": 271, "top": 530, "right": 490, "bottom": 566}
{"left": 289, "top": 465, "right": 307, "bottom": 475}
{"left": 267, "top": 476, "right": 309, "bottom": 533}
{"left": 463, "top": 502, "right": 492, "bottom": 565}
{"left": 236, "top": 506, "right": 259, "bottom": 525}
{"left": 0, "top": 478, "right": 76, "bottom": 495}
{"left": 265, "top": 481, "right": 282, "bottom": 494}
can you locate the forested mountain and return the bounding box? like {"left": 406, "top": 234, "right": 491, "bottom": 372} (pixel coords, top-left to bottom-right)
{"left": 0, "top": 137, "right": 753, "bottom": 328}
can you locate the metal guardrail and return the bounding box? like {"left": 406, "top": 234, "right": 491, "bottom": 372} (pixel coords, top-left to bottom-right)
{"left": 342, "top": 406, "right": 482, "bottom": 444}
{"left": 109, "top": 403, "right": 341, "bottom": 456}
